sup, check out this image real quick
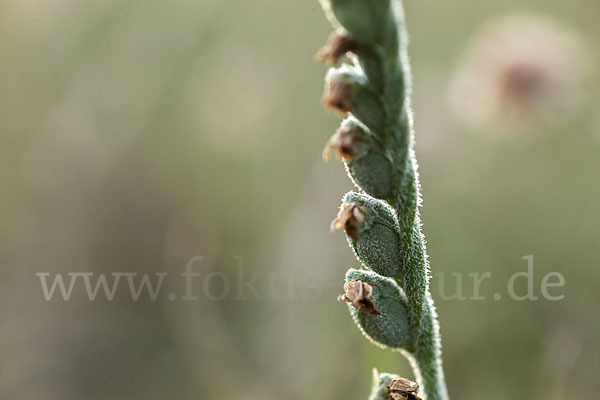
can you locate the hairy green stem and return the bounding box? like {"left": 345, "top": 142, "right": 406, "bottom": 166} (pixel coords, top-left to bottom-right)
{"left": 411, "top": 301, "right": 448, "bottom": 400}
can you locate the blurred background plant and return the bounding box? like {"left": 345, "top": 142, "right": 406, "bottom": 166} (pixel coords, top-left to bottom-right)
{"left": 448, "top": 14, "right": 590, "bottom": 133}
{"left": 0, "top": 1, "right": 599, "bottom": 400}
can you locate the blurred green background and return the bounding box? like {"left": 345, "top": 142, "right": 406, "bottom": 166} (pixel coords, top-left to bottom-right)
{"left": 1, "top": 0, "right": 599, "bottom": 399}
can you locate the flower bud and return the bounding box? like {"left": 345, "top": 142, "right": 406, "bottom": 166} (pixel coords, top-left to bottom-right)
{"left": 343, "top": 269, "right": 411, "bottom": 350}
{"left": 332, "top": 192, "right": 404, "bottom": 278}
{"left": 324, "top": 66, "right": 385, "bottom": 133}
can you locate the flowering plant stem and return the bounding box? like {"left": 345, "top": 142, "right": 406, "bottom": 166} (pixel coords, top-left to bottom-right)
{"left": 317, "top": 1, "right": 449, "bottom": 399}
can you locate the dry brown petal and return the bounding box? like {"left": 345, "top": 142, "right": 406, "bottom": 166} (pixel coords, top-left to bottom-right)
{"left": 387, "top": 378, "right": 422, "bottom": 400}
{"left": 330, "top": 203, "right": 364, "bottom": 241}
{"left": 323, "top": 79, "right": 353, "bottom": 113}
{"left": 316, "top": 32, "right": 359, "bottom": 64}
{"left": 323, "top": 127, "right": 363, "bottom": 161}
{"left": 354, "top": 296, "right": 381, "bottom": 315}
{"left": 338, "top": 278, "right": 381, "bottom": 315}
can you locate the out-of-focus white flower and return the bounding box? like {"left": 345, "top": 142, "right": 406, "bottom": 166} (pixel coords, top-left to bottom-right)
{"left": 448, "top": 15, "right": 590, "bottom": 131}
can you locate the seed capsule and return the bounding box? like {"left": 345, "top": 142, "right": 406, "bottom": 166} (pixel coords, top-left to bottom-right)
{"left": 333, "top": 192, "right": 405, "bottom": 278}
{"left": 343, "top": 269, "right": 412, "bottom": 350}
{"left": 324, "top": 119, "right": 395, "bottom": 200}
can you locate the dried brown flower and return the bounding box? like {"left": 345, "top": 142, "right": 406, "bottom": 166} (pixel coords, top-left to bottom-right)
{"left": 338, "top": 278, "right": 381, "bottom": 315}
{"left": 330, "top": 203, "right": 364, "bottom": 241}
{"left": 387, "top": 377, "right": 422, "bottom": 400}
{"left": 323, "top": 78, "right": 354, "bottom": 113}
{"left": 316, "top": 31, "right": 359, "bottom": 64}
{"left": 322, "top": 126, "right": 363, "bottom": 161}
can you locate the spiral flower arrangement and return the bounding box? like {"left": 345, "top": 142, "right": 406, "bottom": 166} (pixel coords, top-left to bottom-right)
{"left": 316, "top": 1, "right": 449, "bottom": 399}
